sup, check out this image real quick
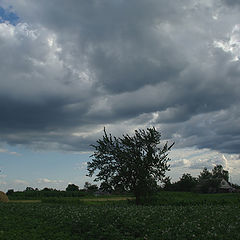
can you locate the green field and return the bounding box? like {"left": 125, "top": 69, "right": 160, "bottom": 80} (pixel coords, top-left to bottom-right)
{"left": 1, "top": 192, "right": 240, "bottom": 239}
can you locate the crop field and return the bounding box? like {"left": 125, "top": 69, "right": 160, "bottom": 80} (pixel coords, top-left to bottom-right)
{"left": 147, "top": 191, "right": 240, "bottom": 206}
{"left": 9, "top": 197, "right": 134, "bottom": 204}
{"left": 1, "top": 199, "right": 240, "bottom": 240}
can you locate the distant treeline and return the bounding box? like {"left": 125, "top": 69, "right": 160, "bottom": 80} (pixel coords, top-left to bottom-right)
{"left": 6, "top": 165, "right": 240, "bottom": 200}
{"left": 6, "top": 182, "right": 99, "bottom": 200}
{"left": 7, "top": 189, "right": 87, "bottom": 200}
{"left": 163, "top": 165, "right": 240, "bottom": 193}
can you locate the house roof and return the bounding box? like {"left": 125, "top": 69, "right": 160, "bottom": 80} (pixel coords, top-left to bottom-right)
{"left": 219, "top": 179, "right": 234, "bottom": 189}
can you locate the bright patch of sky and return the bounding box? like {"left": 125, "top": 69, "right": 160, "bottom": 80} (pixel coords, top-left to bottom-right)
{"left": 0, "top": 144, "right": 91, "bottom": 192}
{"left": 0, "top": 6, "right": 19, "bottom": 25}
{"left": 214, "top": 24, "right": 240, "bottom": 61}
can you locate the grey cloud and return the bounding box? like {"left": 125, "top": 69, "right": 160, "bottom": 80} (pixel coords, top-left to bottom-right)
{"left": 171, "top": 160, "right": 187, "bottom": 168}
{"left": 7, "top": 0, "right": 189, "bottom": 93}
{"left": 163, "top": 106, "right": 240, "bottom": 154}
{"left": 0, "top": 0, "right": 240, "bottom": 154}
{"left": 188, "top": 158, "right": 224, "bottom": 170}
{"left": 221, "top": 0, "right": 240, "bottom": 7}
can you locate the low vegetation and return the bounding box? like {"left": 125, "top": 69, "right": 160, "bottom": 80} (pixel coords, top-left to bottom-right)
{"left": 6, "top": 189, "right": 88, "bottom": 200}
{"left": 27, "top": 192, "right": 240, "bottom": 206}
{"left": 1, "top": 193, "right": 240, "bottom": 240}
{"left": 144, "top": 191, "right": 240, "bottom": 206}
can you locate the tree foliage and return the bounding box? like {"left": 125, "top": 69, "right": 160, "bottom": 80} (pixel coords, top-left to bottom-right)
{"left": 164, "top": 173, "right": 198, "bottom": 192}
{"left": 211, "top": 165, "right": 229, "bottom": 181}
{"left": 87, "top": 127, "right": 174, "bottom": 204}
{"left": 198, "top": 165, "right": 229, "bottom": 182}
{"left": 177, "top": 173, "right": 198, "bottom": 192}
{"left": 84, "top": 182, "right": 98, "bottom": 192}
{"left": 164, "top": 165, "right": 230, "bottom": 193}
{"left": 66, "top": 184, "right": 79, "bottom": 192}
{"left": 198, "top": 167, "right": 212, "bottom": 181}
{"left": 197, "top": 165, "right": 230, "bottom": 193}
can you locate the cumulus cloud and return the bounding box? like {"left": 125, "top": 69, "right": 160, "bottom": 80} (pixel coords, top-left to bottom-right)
{"left": 14, "top": 179, "right": 28, "bottom": 185}
{"left": 37, "top": 178, "right": 63, "bottom": 184}
{"left": 75, "top": 161, "right": 88, "bottom": 170}
{"left": 0, "top": 0, "right": 239, "bottom": 155}
{"left": 168, "top": 147, "right": 240, "bottom": 183}
{"left": 0, "top": 180, "right": 7, "bottom": 185}
{"left": 0, "top": 148, "right": 21, "bottom": 155}
{"left": 0, "top": 173, "right": 7, "bottom": 178}
{"left": 170, "top": 148, "right": 223, "bottom": 170}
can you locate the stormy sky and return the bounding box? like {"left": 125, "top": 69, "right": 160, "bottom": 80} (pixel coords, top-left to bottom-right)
{"left": 0, "top": 0, "right": 240, "bottom": 190}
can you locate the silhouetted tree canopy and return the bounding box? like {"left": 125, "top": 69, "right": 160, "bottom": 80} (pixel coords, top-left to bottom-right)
{"left": 197, "top": 165, "right": 230, "bottom": 193}
{"left": 87, "top": 127, "right": 174, "bottom": 204}
{"left": 66, "top": 184, "right": 79, "bottom": 192}
{"left": 212, "top": 165, "right": 229, "bottom": 181}
{"left": 84, "top": 182, "right": 98, "bottom": 191}
{"left": 198, "top": 165, "right": 229, "bottom": 182}
{"left": 177, "top": 173, "right": 198, "bottom": 192}
{"left": 198, "top": 167, "right": 212, "bottom": 181}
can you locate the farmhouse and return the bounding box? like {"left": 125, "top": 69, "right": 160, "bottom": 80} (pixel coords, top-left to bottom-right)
{"left": 197, "top": 178, "right": 236, "bottom": 193}
{"left": 218, "top": 179, "right": 235, "bottom": 193}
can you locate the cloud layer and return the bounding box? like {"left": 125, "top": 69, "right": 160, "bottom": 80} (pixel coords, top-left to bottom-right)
{"left": 0, "top": 0, "right": 240, "bottom": 154}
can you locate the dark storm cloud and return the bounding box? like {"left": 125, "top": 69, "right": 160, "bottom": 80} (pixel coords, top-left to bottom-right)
{"left": 0, "top": 0, "right": 240, "bottom": 154}
{"left": 163, "top": 105, "right": 240, "bottom": 154}
{"left": 10, "top": 0, "right": 188, "bottom": 93}
{"left": 222, "top": 0, "right": 240, "bottom": 7}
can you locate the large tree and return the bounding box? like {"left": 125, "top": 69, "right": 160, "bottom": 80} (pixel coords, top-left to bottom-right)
{"left": 87, "top": 127, "right": 174, "bottom": 204}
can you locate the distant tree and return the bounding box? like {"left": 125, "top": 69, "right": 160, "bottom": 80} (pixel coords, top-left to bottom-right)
{"left": 212, "top": 165, "right": 229, "bottom": 181}
{"left": 66, "top": 184, "right": 79, "bottom": 192}
{"left": 84, "top": 182, "right": 98, "bottom": 191}
{"left": 6, "top": 189, "right": 14, "bottom": 195}
{"left": 88, "top": 184, "right": 98, "bottom": 191}
{"left": 84, "top": 182, "right": 91, "bottom": 190}
{"left": 198, "top": 165, "right": 229, "bottom": 182}
{"left": 177, "top": 173, "right": 198, "bottom": 192}
{"left": 42, "top": 187, "right": 54, "bottom": 191}
{"left": 25, "top": 187, "right": 35, "bottom": 191}
{"left": 197, "top": 165, "right": 229, "bottom": 193}
{"left": 87, "top": 127, "right": 174, "bottom": 204}
{"left": 198, "top": 167, "right": 212, "bottom": 181}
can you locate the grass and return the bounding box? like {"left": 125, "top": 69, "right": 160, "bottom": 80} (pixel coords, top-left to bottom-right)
{"left": 146, "top": 191, "right": 240, "bottom": 206}
{"left": 81, "top": 196, "right": 135, "bottom": 202}
{"left": 9, "top": 200, "right": 42, "bottom": 203}
{"left": 1, "top": 192, "right": 240, "bottom": 239}
{"left": 41, "top": 196, "right": 134, "bottom": 205}
{"left": 11, "top": 191, "right": 240, "bottom": 205}
{"left": 9, "top": 197, "right": 133, "bottom": 204}
{"left": 1, "top": 202, "right": 240, "bottom": 239}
